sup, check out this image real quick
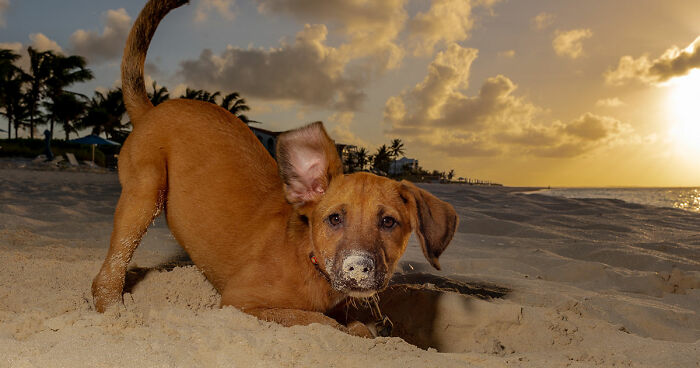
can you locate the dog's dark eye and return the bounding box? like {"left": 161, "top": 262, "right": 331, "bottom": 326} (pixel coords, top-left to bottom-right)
{"left": 381, "top": 216, "right": 396, "bottom": 229}
{"left": 328, "top": 213, "right": 342, "bottom": 227}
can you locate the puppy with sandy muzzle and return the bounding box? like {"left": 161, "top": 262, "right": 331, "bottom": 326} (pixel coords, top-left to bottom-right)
{"left": 92, "top": 0, "right": 458, "bottom": 337}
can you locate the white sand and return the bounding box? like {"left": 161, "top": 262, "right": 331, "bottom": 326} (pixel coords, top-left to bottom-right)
{"left": 0, "top": 164, "right": 698, "bottom": 367}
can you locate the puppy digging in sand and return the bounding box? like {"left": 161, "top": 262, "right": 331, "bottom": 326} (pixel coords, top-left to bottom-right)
{"left": 91, "top": 0, "right": 458, "bottom": 337}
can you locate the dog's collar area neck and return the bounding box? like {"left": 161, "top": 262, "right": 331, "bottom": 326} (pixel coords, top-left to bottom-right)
{"left": 309, "top": 252, "right": 331, "bottom": 284}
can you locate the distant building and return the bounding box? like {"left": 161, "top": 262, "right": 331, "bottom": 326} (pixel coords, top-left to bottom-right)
{"left": 389, "top": 157, "right": 419, "bottom": 175}
{"left": 250, "top": 127, "right": 280, "bottom": 158}
{"left": 336, "top": 144, "right": 357, "bottom": 171}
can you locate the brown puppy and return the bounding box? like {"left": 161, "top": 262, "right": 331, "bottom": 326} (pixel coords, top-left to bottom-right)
{"left": 92, "top": 0, "right": 458, "bottom": 336}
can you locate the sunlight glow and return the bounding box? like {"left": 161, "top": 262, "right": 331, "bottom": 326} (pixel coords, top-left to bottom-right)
{"left": 667, "top": 69, "right": 700, "bottom": 155}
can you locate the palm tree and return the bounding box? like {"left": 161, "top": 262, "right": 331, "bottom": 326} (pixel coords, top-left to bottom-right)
{"left": 180, "top": 88, "right": 220, "bottom": 103}
{"left": 0, "top": 49, "right": 28, "bottom": 138}
{"left": 44, "top": 53, "right": 93, "bottom": 137}
{"left": 47, "top": 92, "right": 86, "bottom": 140}
{"left": 148, "top": 81, "right": 169, "bottom": 106}
{"left": 388, "top": 138, "right": 405, "bottom": 175}
{"left": 372, "top": 145, "right": 392, "bottom": 174}
{"left": 352, "top": 147, "right": 370, "bottom": 170}
{"left": 79, "top": 88, "right": 128, "bottom": 141}
{"left": 354, "top": 147, "right": 369, "bottom": 171}
{"left": 25, "top": 47, "right": 54, "bottom": 139}
{"left": 199, "top": 90, "right": 220, "bottom": 104}
{"left": 181, "top": 88, "right": 259, "bottom": 125}
{"left": 447, "top": 169, "right": 455, "bottom": 181}
{"left": 0, "top": 78, "right": 29, "bottom": 139}
{"left": 180, "top": 87, "right": 202, "bottom": 100}
{"left": 220, "top": 92, "right": 258, "bottom": 124}
{"left": 0, "top": 49, "right": 19, "bottom": 75}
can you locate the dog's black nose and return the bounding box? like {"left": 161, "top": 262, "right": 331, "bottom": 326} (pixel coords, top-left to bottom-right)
{"left": 341, "top": 254, "right": 375, "bottom": 282}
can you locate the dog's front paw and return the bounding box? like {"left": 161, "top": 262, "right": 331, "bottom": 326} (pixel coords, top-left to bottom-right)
{"left": 91, "top": 274, "right": 123, "bottom": 313}
{"left": 345, "top": 321, "right": 374, "bottom": 338}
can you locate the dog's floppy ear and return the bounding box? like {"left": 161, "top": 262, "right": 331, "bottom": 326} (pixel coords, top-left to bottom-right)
{"left": 276, "top": 122, "right": 343, "bottom": 206}
{"left": 400, "top": 181, "right": 458, "bottom": 270}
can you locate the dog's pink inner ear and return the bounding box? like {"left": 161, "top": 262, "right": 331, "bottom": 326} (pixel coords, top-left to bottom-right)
{"left": 276, "top": 122, "right": 343, "bottom": 205}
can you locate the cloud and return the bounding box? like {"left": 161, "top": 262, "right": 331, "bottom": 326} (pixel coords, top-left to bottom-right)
{"left": 1, "top": 34, "right": 63, "bottom": 71}
{"left": 0, "top": 0, "right": 8, "bottom": 28}
{"left": 563, "top": 113, "right": 626, "bottom": 141}
{"left": 257, "top": 0, "right": 407, "bottom": 71}
{"left": 29, "top": 33, "right": 63, "bottom": 53}
{"left": 0, "top": 41, "right": 27, "bottom": 70}
{"left": 328, "top": 112, "right": 369, "bottom": 147}
{"left": 552, "top": 28, "right": 592, "bottom": 59}
{"left": 170, "top": 83, "right": 188, "bottom": 99}
{"left": 256, "top": 0, "right": 499, "bottom": 71}
{"left": 531, "top": 12, "right": 554, "bottom": 30}
{"left": 498, "top": 49, "right": 515, "bottom": 58}
{"left": 384, "top": 44, "right": 539, "bottom": 134}
{"left": 0, "top": 41, "right": 22, "bottom": 54}
{"left": 596, "top": 97, "right": 624, "bottom": 108}
{"left": 178, "top": 24, "right": 365, "bottom": 110}
{"left": 69, "top": 8, "right": 131, "bottom": 63}
{"left": 495, "top": 113, "right": 631, "bottom": 158}
{"left": 605, "top": 35, "right": 700, "bottom": 85}
{"left": 406, "top": 0, "right": 494, "bottom": 56}
{"left": 195, "top": 0, "right": 236, "bottom": 22}
{"left": 384, "top": 43, "right": 632, "bottom": 158}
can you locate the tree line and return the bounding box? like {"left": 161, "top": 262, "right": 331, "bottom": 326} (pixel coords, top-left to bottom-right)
{"left": 0, "top": 47, "right": 253, "bottom": 142}
{"left": 343, "top": 138, "right": 456, "bottom": 182}
{"left": 0, "top": 47, "right": 466, "bottom": 182}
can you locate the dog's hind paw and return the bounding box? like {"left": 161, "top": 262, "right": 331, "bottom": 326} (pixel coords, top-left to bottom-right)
{"left": 345, "top": 321, "right": 374, "bottom": 338}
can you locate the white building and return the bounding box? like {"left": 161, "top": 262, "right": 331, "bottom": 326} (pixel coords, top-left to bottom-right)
{"left": 389, "top": 157, "right": 419, "bottom": 175}
{"left": 250, "top": 127, "right": 280, "bottom": 158}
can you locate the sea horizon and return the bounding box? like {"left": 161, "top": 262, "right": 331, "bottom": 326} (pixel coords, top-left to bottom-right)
{"left": 535, "top": 186, "right": 700, "bottom": 213}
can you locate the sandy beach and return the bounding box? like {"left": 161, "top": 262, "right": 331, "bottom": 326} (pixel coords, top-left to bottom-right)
{"left": 0, "top": 163, "right": 698, "bottom": 367}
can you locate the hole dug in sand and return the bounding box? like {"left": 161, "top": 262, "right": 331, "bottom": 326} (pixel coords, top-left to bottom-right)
{"left": 329, "top": 273, "right": 521, "bottom": 354}
{"left": 124, "top": 259, "right": 523, "bottom": 354}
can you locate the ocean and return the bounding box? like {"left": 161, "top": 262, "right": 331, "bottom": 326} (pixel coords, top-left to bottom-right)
{"left": 536, "top": 187, "right": 700, "bottom": 213}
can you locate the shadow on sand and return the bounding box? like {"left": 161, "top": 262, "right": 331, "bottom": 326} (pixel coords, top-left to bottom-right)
{"left": 329, "top": 272, "right": 511, "bottom": 351}
{"left": 123, "top": 254, "right": 194, "bottom": 294}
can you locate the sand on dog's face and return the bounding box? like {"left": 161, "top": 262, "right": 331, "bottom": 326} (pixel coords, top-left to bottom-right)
{"left": 0, "top": 166, "right": 698, "bottom": 367}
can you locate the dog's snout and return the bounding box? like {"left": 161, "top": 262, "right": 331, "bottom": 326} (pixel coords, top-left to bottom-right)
{"left": 341, "top": 254, "right": 375, "bottom": 282}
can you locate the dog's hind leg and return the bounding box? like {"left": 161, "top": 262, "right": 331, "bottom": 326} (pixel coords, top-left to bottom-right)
{"left": 92, "top": 164, "right": 166, "bottom": 312}
{"left": 244, "top": 308, "right": 373, "bottom": 338}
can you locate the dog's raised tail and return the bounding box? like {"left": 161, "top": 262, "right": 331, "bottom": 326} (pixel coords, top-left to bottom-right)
{"left": 122, "top": 0, "right": 189, "bottom": 123}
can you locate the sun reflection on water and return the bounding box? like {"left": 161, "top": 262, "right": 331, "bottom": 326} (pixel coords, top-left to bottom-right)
{"left": 672, "top": 188, "right": 700, "bottom": 212}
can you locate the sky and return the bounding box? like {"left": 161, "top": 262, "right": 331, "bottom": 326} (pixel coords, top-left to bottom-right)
{"left": 1, "top": 0, "right": 700, "bottom": 187}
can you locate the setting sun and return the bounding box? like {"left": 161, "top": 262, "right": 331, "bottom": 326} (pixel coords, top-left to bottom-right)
{"left": 668, "top": 69, "right": 700, "bottom": 154}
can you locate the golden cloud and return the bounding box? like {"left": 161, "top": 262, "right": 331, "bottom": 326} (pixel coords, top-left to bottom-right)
{"left": 384, "top": 43, "right": 633, "bottom": 158}
{"left": 407, "top": 0, "right": 486, "bottom": 56}
{"left": 605, "top": 35, "right": 700, "bottom": 85}
{"left": 531, "top": 12, "right": 555, "bottom": 31}
{"left": 30, "top": 33, "right": 63, "bottom": 54}
{"left": 179, "top": 24, "right": 365, "bottom": 110}
{"left": 552, "top": 28, "right": 592, "bottom": 59}
{"left": 595, "top": 97, "right": 625, "bottom": 108}
{"left": 195, "top": 0, "right": 237, "bottom": 22}
{"left": 257, "top": 0, "right": 407, "bottom": 71}
{"left": 70, "top": 8, "right": 131, "bottom": 63}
